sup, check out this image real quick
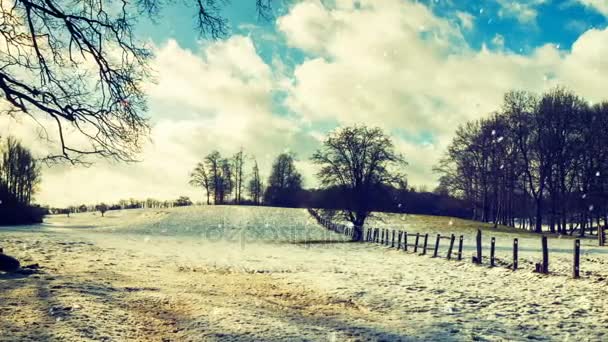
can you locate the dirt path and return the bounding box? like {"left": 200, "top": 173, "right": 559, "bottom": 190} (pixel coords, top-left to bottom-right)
{"left": 0, "top": 231, "right": 385, "bottom": 341}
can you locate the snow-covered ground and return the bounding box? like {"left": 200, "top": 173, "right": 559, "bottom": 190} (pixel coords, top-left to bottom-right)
{"left": 2, "top": 206, "right": 608, "bottom": 341}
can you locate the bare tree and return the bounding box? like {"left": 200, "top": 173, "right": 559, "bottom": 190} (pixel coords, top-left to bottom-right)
{"left": 311, "top": 125, "right": 407, "bottom": 241}
{"left": 248, "top": 159, "right": 263, "bottom": 205}
{"left": 232, "top": 148, "right": 245, "bottom": 204}
{"left": 189, "top": 161, "right": 211, "bottom": 205}
{"left": 1, "top": 0, "right": 273, "bottom": 162}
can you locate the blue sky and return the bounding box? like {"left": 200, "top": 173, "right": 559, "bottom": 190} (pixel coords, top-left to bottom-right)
{"left": 136, "top": 0, "right": 607, "bottom": 66}
{"left": 27, "top": 0, "right": 608, "bottom": 205}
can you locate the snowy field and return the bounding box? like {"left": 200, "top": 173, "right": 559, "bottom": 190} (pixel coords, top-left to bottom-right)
{"left": 2, "top": 206, "right": 608, "bottom": 341}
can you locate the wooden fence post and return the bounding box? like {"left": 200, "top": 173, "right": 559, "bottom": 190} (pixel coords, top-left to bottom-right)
{"left": 490, "top": 237, "right": 496, "bottom": 267}
{"left": 421, "top": 234, "right": 429, "bottom": 255}
{"left": 433, "top": 234, "right": 441, "bottom": 258}
{"left": 457, "top": 235, "right": 463, "bottom": 261}
{"left": 513, "top": 238, "right": 518, "bottom": 271}
{"left": 599, "top": 226, "right": 605, "bottom": 246}
{"left": 414, "top": 233, "right": 420, "bottom": 253}
{"left": 447, "top": 234, "right": 455, "bottom": 260}
{"left": 391, "top": 230, "right": 396, "bottom": 248}
{"left": 573, "top": 239, "right": 580, "bottom": 279}
{"left": 404, "top": 232, "right": 408, "bottom": 251}
{"left": 397, "top": 231, "right": 402, "bottom": 250}
{"left": 474, "top": 229, "right": 482, "bottom": 264}
{"left": 541, "top": 235, "right": 549, "bottom": 274}
{"left": 381, "top": 229, "right": 385, "bottom": 244}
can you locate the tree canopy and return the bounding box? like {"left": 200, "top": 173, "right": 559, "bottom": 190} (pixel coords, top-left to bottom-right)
{"left": 311, "top": 125, "right": 407, "bottom": 241}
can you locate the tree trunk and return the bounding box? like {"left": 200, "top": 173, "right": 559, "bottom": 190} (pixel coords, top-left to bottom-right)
{"left": 353, "top": 225, "right": 364, "bottom": 242}
{"left": 535, "top": 198, "right": 543, "bottom": 233}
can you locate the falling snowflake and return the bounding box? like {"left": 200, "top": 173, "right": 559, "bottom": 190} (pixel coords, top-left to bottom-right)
{"left": 596, "top": 171, "right": 601, "bottom": 177}
{"left": 448, "top": 219, "right": 454, "bottom": 226}
{"left": 499, "top": 164, "right": 505, "bottom": 170}
{"left": 589, "top": 205, "right": 595, "bottom": 212}
{"left": 491, "top": 129, "right": 496, "bottom": 136}
{"left": 397, "top": 203, "right": 402, "bottom": 208}
{"left": 582, "top": 194, "right": 587, "bottom": 199}
{"left": 497, "top": 136, "right": 504, "bottom": 143}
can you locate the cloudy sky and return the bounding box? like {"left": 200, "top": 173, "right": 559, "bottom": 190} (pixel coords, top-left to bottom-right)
{"left": 3, "top": 0, "right": 608, "bottom": 207}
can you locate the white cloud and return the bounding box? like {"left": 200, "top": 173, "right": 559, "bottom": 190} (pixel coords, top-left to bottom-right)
{"left": 456, "top": 11, "right": 475, "bottom": 31}
{"left": 492, "top": 33, "right": 506, "bottom": 48}
{"left": 496, "top": 0, "right": 547, "bottom": 24}
{"left": 576, "top": 0, "right": 608, "bottom": 16}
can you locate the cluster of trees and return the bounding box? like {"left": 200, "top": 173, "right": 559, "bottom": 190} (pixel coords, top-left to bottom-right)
{"left": 436, "top": 87, "right": 608, "bottom": 235}
{"left": 0, "top": 137, "right": 44, "bottom": 225}
{"left": 189, "top": 150, "right": 251, "bottom": 205}
{"left": 190, "top": 150, "right": 304, "bottom": 207}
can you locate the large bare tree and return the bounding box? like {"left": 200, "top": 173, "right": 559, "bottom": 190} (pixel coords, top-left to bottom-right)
{"left": 311, "top": 125, "right": 407, "bottom": 242}
{"left": 1, "top": 0, "right": 273, "bottom": 162}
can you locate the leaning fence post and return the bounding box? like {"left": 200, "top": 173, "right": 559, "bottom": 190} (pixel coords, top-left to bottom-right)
{"left": 447, "top": 234, "right": 455, "bottom": 260}
{"left": 457, "top": 235, "right": 464, "bottom": 261}
{"left": 421, "top": 233, "right": 429, "bottom": 255}
{"left": 513, "top": 238, "right": 518, "bottom": 271}
{"left": 573, "top": 239, "right": 580, "bottom": 279}
{"left": 404, "top": 232, "right": 408, "bottom": 251}
{"left": 490, "top": 237, "right": 496, "bottom": 267}
{"left": 474, "top": 229, "right": 482, "bottom": 264}
{"left": 433, "top": 234, "right": 440, "bottom": 258}
{"left": 414, "top": 233, "right": 420, "bottom": 253}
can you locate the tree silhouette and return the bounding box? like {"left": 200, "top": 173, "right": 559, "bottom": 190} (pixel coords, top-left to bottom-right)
{"left": 95, "top": 203, "right": 108, "bottom": 217}
{"left": 264, "top": 153, "right": 302, "bottom": 207}
{"left": 311, "top": 126, "right": 407, "bottom": 241}
{"left": 248, "top": 159, "right": 263, "bottom": 205}
{"left": 190, "top": 162, "right": 211, "bottom": 205}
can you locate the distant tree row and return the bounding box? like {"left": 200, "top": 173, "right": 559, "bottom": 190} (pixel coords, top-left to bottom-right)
{"left": 436, "top": 87, "right": 608, "bottom": 236}
{"left": 50, "top": 196, "right": 195, "bottom": 217}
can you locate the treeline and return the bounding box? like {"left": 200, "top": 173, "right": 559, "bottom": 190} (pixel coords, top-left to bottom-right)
{"left": 436, "top": 87, "right": 608, "bottom": 235}
{"left": 0, "top": 136, "right": 45, "bottom": 225}
{"left": 190, "top": 150, "right": 303, "bottom": 207}
{"left": 49, "top": 196, "right": 196, "bottom": 216}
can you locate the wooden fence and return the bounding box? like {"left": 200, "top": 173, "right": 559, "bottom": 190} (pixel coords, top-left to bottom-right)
{"left": 308, "top": 209, "right": 582, "bottom": 279}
